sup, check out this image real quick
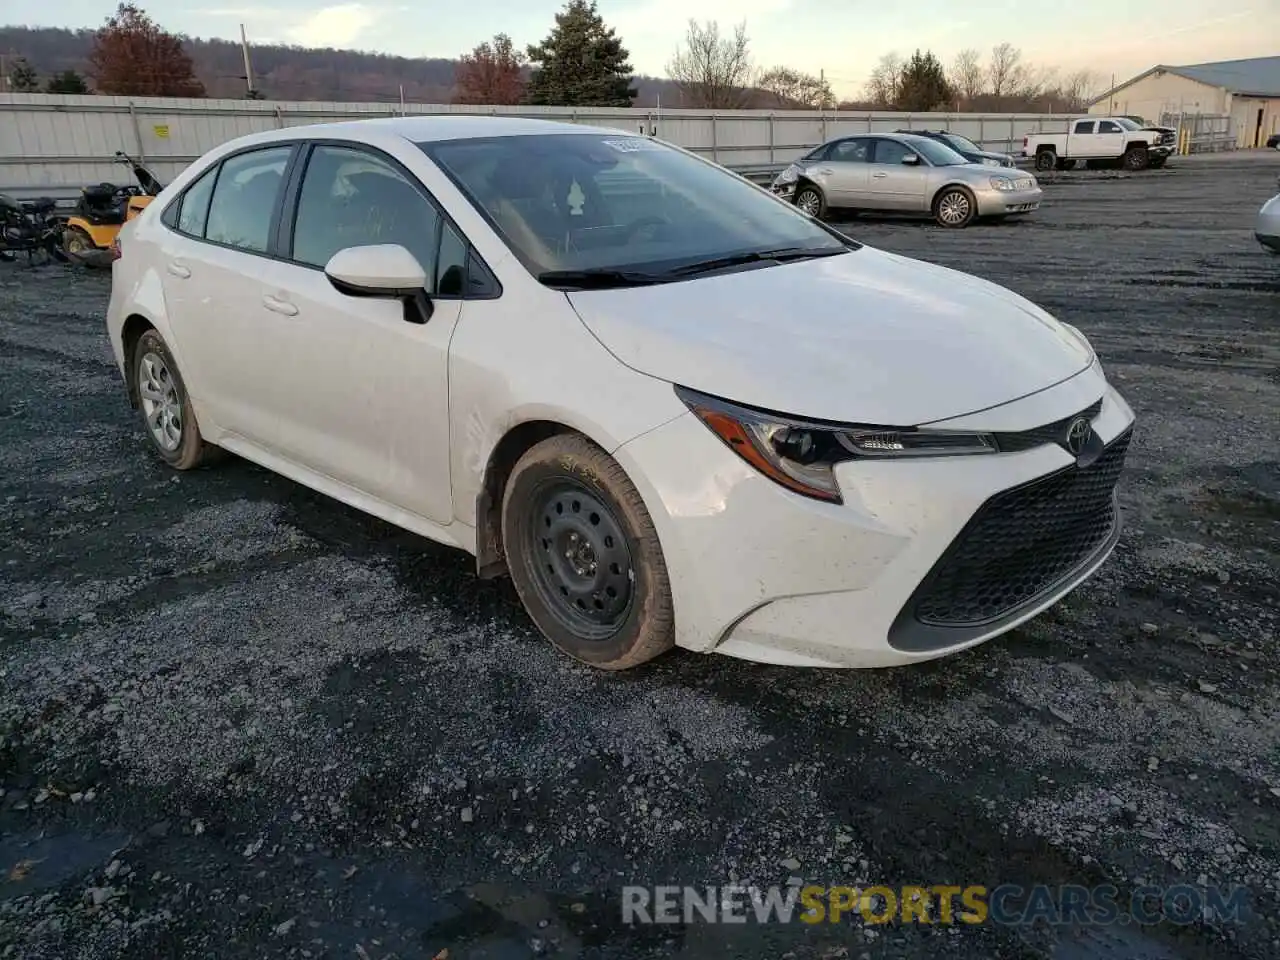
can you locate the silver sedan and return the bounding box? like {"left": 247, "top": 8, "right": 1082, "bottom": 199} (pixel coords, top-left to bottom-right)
{"left": 1257, "top": 177, "right": 1280, "bottom": 255}
{"left": 771, "top": 132, "right": 1042, "bottom": 228}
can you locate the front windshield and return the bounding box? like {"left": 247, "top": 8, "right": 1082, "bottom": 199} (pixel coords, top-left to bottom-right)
{"left": 1113, "top": 117, "right": 1142, "bottom": 130}
{"left": 942, "top": 133, "right": 981, "bottom": 153}
{"left": 420, "top": 133, "right": 851, "bottom": 280}
{"left": 907, "top": 137, "right": 970, "bottom": 166}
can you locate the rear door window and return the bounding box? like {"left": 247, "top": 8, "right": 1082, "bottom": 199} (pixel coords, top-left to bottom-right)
{"left": 204, "top": 146, "right": 293, "bottom": 253}
{"left": 171, "top": 165, "right": 217, "bottom": 237}
{"left": 828, "top": 139, "right": 870, "bottom": 163}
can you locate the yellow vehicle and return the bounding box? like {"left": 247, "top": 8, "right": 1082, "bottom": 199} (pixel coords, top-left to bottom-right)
{"left": 62, "top": 151, "right": 164, "bottom": 258}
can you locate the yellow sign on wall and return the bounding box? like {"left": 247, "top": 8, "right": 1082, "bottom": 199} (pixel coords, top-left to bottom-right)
{"left": 153, "top": 124, "right": 170, "bottom": 139}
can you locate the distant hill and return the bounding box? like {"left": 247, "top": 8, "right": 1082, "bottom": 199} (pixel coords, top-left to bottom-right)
{"left": 0, "top": 24, "right": 706, "bottom": 107}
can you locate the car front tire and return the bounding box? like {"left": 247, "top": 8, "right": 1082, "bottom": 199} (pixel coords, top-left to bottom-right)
{"left": 1122, "top": 146, "right": 1150, "bottom": 170}
{"left": 793, "top": 184, "right": 826, "bottom": 219}
{"left": 132, "top": 329, "right": 213, "bottom": 470}
{"left": 933, "top": 186, "right": 976, "bottom": 228}
{"left": 501, "top": 433, "right": 675, "bottom": 670}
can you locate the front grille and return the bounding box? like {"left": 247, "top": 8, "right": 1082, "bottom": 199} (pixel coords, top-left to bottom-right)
{"left": 994, "top": 399, "right": 1102, "bottom": 453}
{"left": 913, "top": 428, "right": 1131, "bottom": 626}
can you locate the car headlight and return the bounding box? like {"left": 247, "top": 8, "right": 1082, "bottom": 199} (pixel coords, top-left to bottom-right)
{"left": 989, "top": 177, "right": 1017, "bottom": 191}
{"left": 773, "top": 166, "right": 799, "bottom": 186}
{"left": 676, "top": 386, "right": 996, "bottom": 504}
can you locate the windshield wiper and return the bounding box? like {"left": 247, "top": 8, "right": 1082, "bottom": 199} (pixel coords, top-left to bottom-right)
{"left": 537, "top": 268, "right": 667, "bottom": 290}
{"left": 661, "top": 246, "right": 847, "bottom": 278}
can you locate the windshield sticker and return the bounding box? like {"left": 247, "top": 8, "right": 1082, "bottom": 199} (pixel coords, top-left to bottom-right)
{"left": 602, "top": 137, "right": 658, "bottom": 153}
{"left": 567, "top": 179, "right": 585, "bottom": 216}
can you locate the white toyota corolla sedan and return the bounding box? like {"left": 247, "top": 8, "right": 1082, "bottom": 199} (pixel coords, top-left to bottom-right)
{"left": 107, "top": 116, "right": 1135, "bottom": 670}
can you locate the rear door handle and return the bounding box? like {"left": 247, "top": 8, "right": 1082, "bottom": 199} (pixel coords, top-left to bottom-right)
{"left": 166, "top": 261, "right": 190, "bottom": 279}
{"left": 262, "top": 294, "right": 299, "bottom": 317}
{"left": 872, "top": 172, "right": 888, "bottom": 178}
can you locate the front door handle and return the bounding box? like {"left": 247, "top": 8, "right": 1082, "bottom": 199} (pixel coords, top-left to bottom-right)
{"left": 166, "top": 261, "right": 190, "bottom": 279}
{"left": 872, "top": 172, "right": 888, "bottom": 178}
{"left": 262, "top": 294, "right": 299, "bottom": 317}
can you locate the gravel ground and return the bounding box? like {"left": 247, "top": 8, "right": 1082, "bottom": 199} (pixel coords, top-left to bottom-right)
{"left": 1, "top": 151, "right": 1278, "bottom": 960}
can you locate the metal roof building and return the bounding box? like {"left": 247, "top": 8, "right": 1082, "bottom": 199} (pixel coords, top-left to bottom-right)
{"left": 1089, "top": 56, "right": 1280, "bottom": 148}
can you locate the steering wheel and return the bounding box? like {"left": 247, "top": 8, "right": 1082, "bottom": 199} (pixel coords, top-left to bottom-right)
{"left": 625, "top": 216, "right": 670, "bottom": 242}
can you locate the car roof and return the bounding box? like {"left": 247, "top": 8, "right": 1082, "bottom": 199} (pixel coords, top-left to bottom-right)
{"left": 284, "top": 114, "right": 629, "bottom": 143}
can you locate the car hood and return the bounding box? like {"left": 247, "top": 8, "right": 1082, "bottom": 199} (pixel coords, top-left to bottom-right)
{"left": 974, "top": 150, "right": 1016, "bottom": 166}
{"left": 567, "top": 246, "right": 1093, "bottom": 426}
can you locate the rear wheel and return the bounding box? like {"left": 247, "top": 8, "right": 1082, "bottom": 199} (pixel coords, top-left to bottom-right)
{"left": 1034, "top": 149, "right": 1057, "bottom": 172}
{"left": 933, "top": 186, "right": 976, "bottom": 228}
{"left": 793, "top": 184, "right": 826, "bottom": 219}
{"left": 132, "top": 329, "right": 214, "bottom": 470}
{"left": 1122, "top": 146, "right": 1150, "bottom": 171}
{"left": 501, "top": 434, "right": 675, "bottom": 670}
{"left": 62, "top": 227, "right": 94, "bottom": 256}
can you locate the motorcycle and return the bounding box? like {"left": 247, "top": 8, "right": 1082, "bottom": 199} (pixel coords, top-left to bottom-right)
{"left": 0, "top": 193, "right": 69, "bottom": 265}
{"left": 62, "top": 150, "right": 164, "bottom": 262}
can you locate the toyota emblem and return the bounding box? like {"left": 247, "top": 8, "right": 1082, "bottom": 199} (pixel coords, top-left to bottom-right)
{"left": 1065, "top": 417, "right": 1092, "bottom": 457}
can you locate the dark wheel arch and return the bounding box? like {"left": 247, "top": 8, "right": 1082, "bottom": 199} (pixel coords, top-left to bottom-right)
{"left": 475, "top": 420, "right": 573, "bottom": 579}
{"left": 121, "top": 314, "right": 156, "bottom": 409}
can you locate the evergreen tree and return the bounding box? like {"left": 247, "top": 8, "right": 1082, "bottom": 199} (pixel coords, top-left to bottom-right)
{"left": 525, "top": 0, "right": 635, "bottom": 107}
{"left": 8, "top": 57, "right": 39, "bottom": 92}
{"left": 46, "top": 69, "right": 90, "bottom": 94}
{"left": 897, "top": 50, "right": 952, "bottom": 111}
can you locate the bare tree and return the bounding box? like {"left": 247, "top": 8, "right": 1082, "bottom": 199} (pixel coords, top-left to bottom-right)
{"left": 1017, "top": 63, "right": 1056, "bottom": 102}
{"left": 666, "top": 19, "right": 753, "bottom": 108}
{"left": 951, "top": 48, "right": 984, "bottom": 104}
{"left": 865, "top": 52, "right": 903, "bottom": 108}
{"left": 757, "top": 66, "right": 833, "bottom": 108}
{"left": 1057, "top": 68, "right": 1100, "bottom": 111}
{"left": 987, "top": 42, "right": 1023, "bottom": 105}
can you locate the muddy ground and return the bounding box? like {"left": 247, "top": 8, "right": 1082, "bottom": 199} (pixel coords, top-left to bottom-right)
{"left": 1, "top": 152, "right": 1278, "bottom": 960}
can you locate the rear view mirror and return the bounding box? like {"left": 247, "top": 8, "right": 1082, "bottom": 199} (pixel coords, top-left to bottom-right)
{"left": 901, "top": 154, "right": 920, "bottom": 165}
{"left": 324, "top": 244, "right": 433, "bottom": 323}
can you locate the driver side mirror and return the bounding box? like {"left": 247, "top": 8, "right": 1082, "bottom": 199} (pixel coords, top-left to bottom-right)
{"left": 901, "top": 153, "right": 920, "bottom": 165}
{"left": 324, "top": 244, "right": 434, "bottom": 323}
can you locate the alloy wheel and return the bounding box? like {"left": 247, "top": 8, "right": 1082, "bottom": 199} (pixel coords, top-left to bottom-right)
{"left": 526, "top": 479, "right": 635, "bottom": 641}
{"left": 796, "top": 189, "right": 821, "bottom": 217}
{"left": 938, "top": 191, "right": 971, "bottom": 226}
{"left": 138, "top": 351, "right": 183, "bottom": 452}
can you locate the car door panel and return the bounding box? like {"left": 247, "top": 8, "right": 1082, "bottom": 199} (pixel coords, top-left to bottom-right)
{"left": 817, "top": 139, "right": 871, "bottom": 205}
{"left": 866, "top": 139, "right": 929, "bottom": 211}
{"left": 158, "top": 144, "right": 295, "bottom": 445}
{"left": 253, "top": 259, "right": 459, "bottom": 523}
{"left": 257, "top": 142, "right": 459, "bottom": 524}
{"left": 1094, "top": 121, "right": 1126, "bottom": 158}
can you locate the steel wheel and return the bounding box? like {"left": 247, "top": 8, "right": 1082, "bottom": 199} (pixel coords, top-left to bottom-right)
{"left": 524, "top": 479, "right": 635, "bottom": 641}
{"left": 935, "top": 189, "right": 973, "bottom": 228}
{"left": 795, "top": 187, "right": 823, "bottom": 218}
{"left": 137, "top": 350, "right": 184, "bottom": 452}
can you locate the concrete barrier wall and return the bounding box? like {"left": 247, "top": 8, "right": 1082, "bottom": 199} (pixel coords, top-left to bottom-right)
{"left": 0, "top": 93, "right": 1074, "bottom": 199}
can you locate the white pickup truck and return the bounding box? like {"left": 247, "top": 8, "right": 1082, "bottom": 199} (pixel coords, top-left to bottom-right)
{"left": 1022, "top": 117, "right": 1176, "bottom": 172}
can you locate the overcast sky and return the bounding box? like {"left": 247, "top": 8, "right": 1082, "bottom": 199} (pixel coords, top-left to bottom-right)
{"left": 18, "top": 0, "right": 1278, "bottom": 98}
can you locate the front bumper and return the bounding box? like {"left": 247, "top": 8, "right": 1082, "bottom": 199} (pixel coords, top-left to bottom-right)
{"left": 613, "top": 367, "right": 1135, "bottom": 668}
{"left": 1256, "top": 195, "right": 1280, "bottom": 252}
{"left": 975, "top": 185, "right": 1043, "bottom": 217}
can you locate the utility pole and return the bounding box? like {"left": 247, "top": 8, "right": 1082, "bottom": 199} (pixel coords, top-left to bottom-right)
{"left": 240, "top": 23, "right": 256, "bottom": 97}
